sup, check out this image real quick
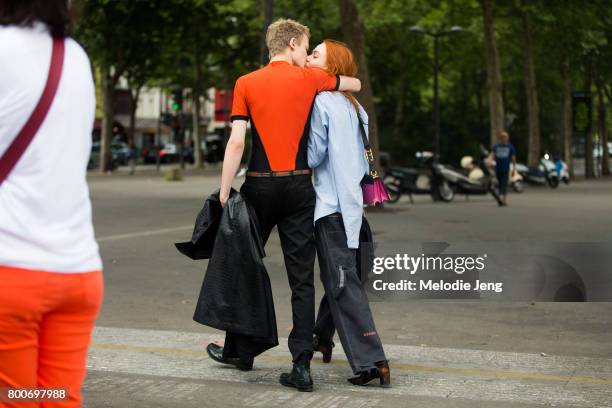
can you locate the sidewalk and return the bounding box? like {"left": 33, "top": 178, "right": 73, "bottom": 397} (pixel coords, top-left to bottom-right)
{"left": 84, "top": 327, "right": 612, "bottom": 408}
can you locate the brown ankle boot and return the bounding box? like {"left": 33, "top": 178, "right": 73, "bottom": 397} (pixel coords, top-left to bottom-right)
{"left": 347, "top": 360, "right": 391, "bottom": 388}
{"left": 313, "top": 336, "right": 334, "bottom": 363}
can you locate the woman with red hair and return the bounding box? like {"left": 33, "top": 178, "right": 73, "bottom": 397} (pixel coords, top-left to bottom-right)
{"left": 306, "top": 39, "right": 390, "bottom": 388}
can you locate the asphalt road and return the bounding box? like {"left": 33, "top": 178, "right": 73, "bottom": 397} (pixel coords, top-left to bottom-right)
{"left": 84, "top": 169, "right": 612, "bottom": 407}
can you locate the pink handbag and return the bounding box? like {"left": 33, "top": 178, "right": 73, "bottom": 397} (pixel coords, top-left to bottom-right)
{"left": 357, "top": 113, "right": 389, "bottom": 206}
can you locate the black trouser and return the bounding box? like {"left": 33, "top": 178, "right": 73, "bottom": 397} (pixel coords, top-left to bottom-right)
{"left": 226, "top": 175, "right": 316, "bottom": 362}
{"left": 496, "top": 168, "right": 509, "bottom": 195}
{"left": 314, "top": 213, "right": 386, "bottom": 374}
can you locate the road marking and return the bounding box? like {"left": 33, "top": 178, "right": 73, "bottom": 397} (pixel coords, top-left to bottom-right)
{"left": 87, "top": 327, "right": 612, "bottom": 407}
{"left": 97, "top": 226, "right": 193, "bottom": 242}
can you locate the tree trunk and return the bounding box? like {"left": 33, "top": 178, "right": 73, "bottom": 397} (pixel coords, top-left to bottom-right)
{"left": 584, "top": 57, "right": 595, "bottom": 178}
{"left": 475, "top": 69, "right": 486, "bottom": 134}
{"left": 520, "top": 2, "right": 541, "bottom": 167}
{"left": 100, "top": 63, "right": 115, "bottom": 173}
{"left": 391, "top": 26, "right": 406, "bottom": 147}
{"left": 392, "top": 76, "right": 405, "bottom": 146}
{"left": 193, "top": 54, "right": 203, "bottom": 168}
{"left": 604, "top": 86, "right": 612, "bottom": 175}
{"left": 597, "top": 78, "right": 609, "bottom": 176}
{"left": 480, "top": 0, "right": 505, "bottom": 147}
{"left": 192, "top": 95, "right": 203, "bottom": 168}
{"left": 459, "top": 68, "right": 469, "bottom": 123}
{"left": 338, "top": 0, "right": 381, "bottom": 172}
{"left": 562, "top": 58, "right": 574, "bottom": 178}
{"left": 260, "top": 0, "right": 274, "bottom": 66}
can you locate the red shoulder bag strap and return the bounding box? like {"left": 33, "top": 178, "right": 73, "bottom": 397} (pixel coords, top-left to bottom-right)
{"left": 0, "top": 37, "right": 65, "bottom": 186}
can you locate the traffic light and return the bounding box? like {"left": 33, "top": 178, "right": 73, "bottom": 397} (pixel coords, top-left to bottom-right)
{"left": 171, "top": 89, "right": 183, "bottom": 112}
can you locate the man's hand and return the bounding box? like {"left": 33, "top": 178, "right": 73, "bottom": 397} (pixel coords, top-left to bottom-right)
{"left": 486, "top": 153, "right": 494, "bottom": 171}
{"left": 220, "top": 191, "right": 229, "bottom": 208}
{"left": 219, "top": 120, "right": 247, "bottom": 208}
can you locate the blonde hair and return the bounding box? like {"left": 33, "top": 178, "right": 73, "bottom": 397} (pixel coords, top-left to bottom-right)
{"left": 265, "top": 18, "right": 310, "bottom": 58}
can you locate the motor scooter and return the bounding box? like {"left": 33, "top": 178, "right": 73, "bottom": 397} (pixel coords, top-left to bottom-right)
{"left": 555, "top": 158, "right": 570, "bottom": 184}
{"left": 441, "top": 148, "right": 502, "bottom": 204}
{"left": 516, "top": 154, "right": 559, "bottom": 188}
{"left": 385, "top": 148, "right": 503, "bottom": 204}
{"left": 383, "top": 151, "right": 451, "bottom": 203}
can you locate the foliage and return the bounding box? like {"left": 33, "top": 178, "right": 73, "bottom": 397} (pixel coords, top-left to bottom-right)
{"left": 73, "top": 0, "right": 612, "bottom": 166}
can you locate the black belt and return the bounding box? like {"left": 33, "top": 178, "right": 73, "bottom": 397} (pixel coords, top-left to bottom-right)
{"left": 246, "top": 169, "right": 311, "bottom": 177}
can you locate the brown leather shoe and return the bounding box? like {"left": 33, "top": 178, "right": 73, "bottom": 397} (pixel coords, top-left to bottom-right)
{"left": 348, "top": 360, "right": 391, "bottom": 388}
{"left": 313, "top": 336, "right": 334, "bottom": 363}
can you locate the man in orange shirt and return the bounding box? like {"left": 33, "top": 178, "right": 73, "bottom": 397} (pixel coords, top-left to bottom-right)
{"left": 205, "top": 19, "right": 361, "bottom": 392}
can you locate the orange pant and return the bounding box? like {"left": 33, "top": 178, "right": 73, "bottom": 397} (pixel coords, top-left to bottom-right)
{"left": 0, "top": 266, "right": 103, "bottom": 408}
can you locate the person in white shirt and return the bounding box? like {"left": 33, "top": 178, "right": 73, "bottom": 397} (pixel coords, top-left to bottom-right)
{"left": 0, "top": 2, "right": 103, "bottom": 407}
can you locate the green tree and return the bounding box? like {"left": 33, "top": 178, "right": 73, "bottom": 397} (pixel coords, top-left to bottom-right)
{"left": 516, "top": 0, "right": 541, "bottom": 167}
{"left": 480, "top": 0, "right": 505, "bottom": 148}
{"left": 75, "top": 0, "right": 169, "bottom": 173}
{"left": 338, "top": 0, "right": 382, "bottom": 171}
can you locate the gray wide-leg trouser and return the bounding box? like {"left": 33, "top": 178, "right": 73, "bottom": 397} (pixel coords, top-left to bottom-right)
{"left": 314, "top": 213, "right": 386, "bottom": 374}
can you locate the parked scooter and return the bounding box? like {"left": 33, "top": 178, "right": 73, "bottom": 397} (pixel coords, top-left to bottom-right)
{"left": 383, "top": 151, "right": 452, "bottom": 203}
{"left": 508, "top": 163, "right": 524, "bottom": 193}
{"left": 441, "top": 148, "right": 502, "bottom": 204}
{"left": 555, "top": 158, "right": 570, "bottom": 184}
{"left": 540, "top": 154, "right": 560, "bottom": 188}
{"left": 384, "top": 148, "right": 503, "bottom": 204}
{"left": 516, "top": 154, "right": 559, "bottom": 188}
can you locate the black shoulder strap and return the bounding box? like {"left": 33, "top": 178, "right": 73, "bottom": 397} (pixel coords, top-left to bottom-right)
{"left": 356, "top": 110, "right": 376, "bottom": 178}
{"left": 356, "top": 110, "right": 370, "bottom": 150}
{"left": 0, "top": 37, "right": 65, "bottom": 186}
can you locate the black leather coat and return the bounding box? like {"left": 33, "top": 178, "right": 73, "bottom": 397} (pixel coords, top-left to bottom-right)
{"left": 175, "top": 189, "right": 278, "bottom": 356}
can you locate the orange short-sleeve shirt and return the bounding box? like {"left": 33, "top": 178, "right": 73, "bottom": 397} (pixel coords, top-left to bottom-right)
{"left": 230, "top": 61, "right": 339, "bottom": 172}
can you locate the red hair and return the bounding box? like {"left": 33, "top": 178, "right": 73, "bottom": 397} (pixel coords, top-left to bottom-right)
{"left": 323, "top": 39, "right": 360, "bottom": 113}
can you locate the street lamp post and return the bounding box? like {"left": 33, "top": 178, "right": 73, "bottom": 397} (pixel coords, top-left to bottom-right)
{"left": 410, "top": 25, "right": 463, "bottom": 159}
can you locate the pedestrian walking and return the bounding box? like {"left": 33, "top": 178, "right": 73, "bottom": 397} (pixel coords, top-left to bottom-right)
{"left": 306, "top": 39, "right": 391, "bottom": 388}
{"left": 489, "top": 130, "right": 517, "bottom": 206}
